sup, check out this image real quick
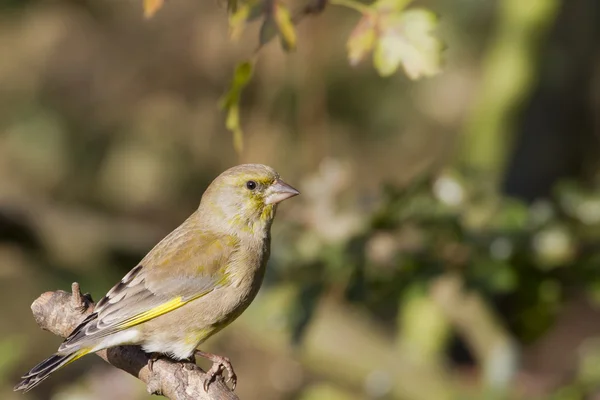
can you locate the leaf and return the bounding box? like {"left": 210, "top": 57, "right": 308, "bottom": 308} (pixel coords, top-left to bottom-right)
{"left": 259, "top": 14, "right": 278, "bottom": 46}
{"left": 220, "top": 61, "right": 255, "bottom": 155}
{"left": 226, "top": 103, "right": 244, "bottom": 155}
{"left": 227, "top": 0, "right": 239, "bottom": 12}
{"left": 227, "top": 0, "right": 297, "bottom": 51}
{"left": 373, "top": 9, "right": 442, "bottom": 79}
{"left": 143, "top": 0, "right": 164, "bottom": 19}
{"left": 347, "top": 14, "right": 376, "bottom": 66}
{"left": 373, "top": 0, "right": 411, "bottom": 12}
{"left": 228, "top": 0, "right": 267, "bottom": 40}
{"left": 220, "top": 60, "right": 254, "bottom": 110}
{"left": 229, "top": 4, "right": 251, "bottom": 40}
{"left": 273, "top": 1, "right": 297, "bottom": 51}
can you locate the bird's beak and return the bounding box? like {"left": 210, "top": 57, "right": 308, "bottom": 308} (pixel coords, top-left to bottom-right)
{"left": 265, "top": 179, "right": 300, "bottom": 205}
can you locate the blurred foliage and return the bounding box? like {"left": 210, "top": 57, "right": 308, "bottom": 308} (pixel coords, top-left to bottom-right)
{"left": 1, "top": 0, "right": 600, "bottom": 399}
{"left": 0, "top": 338, "right": 24, "bottom": 386}
{"left": 220, "top": 60, "right": 255, "bottom": 154}
{"left": 345, "top": 1, "right": 441, "bottom": 78}
{"left": 145, "top": 0, "right": 442, "bottom": 154}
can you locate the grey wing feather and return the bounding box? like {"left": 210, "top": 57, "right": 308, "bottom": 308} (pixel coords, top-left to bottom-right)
{"left": 58, "top": 231, "right": 235, "bottom": 354}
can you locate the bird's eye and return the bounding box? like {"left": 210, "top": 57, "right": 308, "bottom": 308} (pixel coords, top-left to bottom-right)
{"left": 246, "top": 180, "right": 257, "bottom": 190}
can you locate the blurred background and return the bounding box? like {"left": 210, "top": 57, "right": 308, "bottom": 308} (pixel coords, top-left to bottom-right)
{"left": 1, "top": 0, "right": 599, "bottom": 398}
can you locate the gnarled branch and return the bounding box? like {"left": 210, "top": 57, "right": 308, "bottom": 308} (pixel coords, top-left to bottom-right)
{"left": 29, "top": 283, "right": 240, "bottom": 400}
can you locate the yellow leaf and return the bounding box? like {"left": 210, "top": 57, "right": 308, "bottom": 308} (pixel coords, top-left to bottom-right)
{"left": 225, "top": 103, "right": 244, "bottom": 155}
{"left": 373, "top": 9, "right": 442, "bottom": 79}
{"left": 143, "top": 0, "right": 164, "bottom": 19}
{"left": 231, "top": 60, "right": 255, "bottom": 88}
{"left": 229, "top": 1, "right": 268, "bottom": 41}
{"left": 229, "top": 4, "right": 251, "bottom": 40}
{"left": 273, "top": 2, "right": 297, "bottom": 51}
{"left": 347, "top": 15, "right": 376, "bottom": 66}
{"left": 374, "top": 0, "right": 411, "bottom": 12}
{"left": 230, "top": 114, "right": 245, "bottom": 155}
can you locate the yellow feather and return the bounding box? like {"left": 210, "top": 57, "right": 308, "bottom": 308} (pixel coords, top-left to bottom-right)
{"left": 120, "top": 292, "right": 203, "bottom": 329}
{"left": 121, "top": 297, "right": 186, "bottom": 328}
{"left": 119, "top": 272, "right": 232, "bottom": 330}
{"left": 64, "top": 348, "right": 91, "bottom": 367}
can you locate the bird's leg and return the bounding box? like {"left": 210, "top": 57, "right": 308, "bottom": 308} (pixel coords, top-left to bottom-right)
{"left": 194, "top": 350, "right": 237, "bottom": 391}
{"left": 148, "top": 352, "right": 194, "bottom": 371}
{"left": 180, "top": 354, "right": 197, "bottom": 371}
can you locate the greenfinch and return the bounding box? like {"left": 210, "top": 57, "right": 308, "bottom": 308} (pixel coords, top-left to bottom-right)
{"left": 15, "top": 164, "right": 299, "bottom": 392}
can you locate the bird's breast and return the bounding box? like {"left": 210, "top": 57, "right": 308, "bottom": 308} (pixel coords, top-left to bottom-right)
{"left": 220, "top": 243, "right": 269, "bottom": 318}
{"left": 137, "top": 238, "right": 270, "bottom": 358}
{"left": 180, "top": 239, "right": 269, "bottom": 327}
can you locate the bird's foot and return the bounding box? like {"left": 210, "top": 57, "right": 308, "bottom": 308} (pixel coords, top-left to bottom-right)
{"left": 194, "top": 350, "right": 237, "bottom": 391}
{"left": 180, "top": 355, "right": 197, "bottom": 371}
{"left": 147, "top": 352, "right": 162, "bottom": 373}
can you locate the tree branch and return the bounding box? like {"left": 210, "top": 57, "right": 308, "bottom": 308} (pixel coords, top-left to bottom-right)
{"left": 29, "top": 282, "right": 240, "bottom": 400}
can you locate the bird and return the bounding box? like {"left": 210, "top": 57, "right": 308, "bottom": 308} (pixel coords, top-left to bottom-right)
{"left": 14, "top": 163, "right": 300, "bottom": 393}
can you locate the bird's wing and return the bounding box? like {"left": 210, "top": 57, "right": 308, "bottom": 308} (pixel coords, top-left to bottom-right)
{"left": 58, "top": 229, "right": 238, "bottom": 354}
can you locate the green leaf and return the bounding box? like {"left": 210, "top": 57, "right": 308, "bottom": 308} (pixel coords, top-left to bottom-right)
{"left": 227, "top": 0, "right": 239, "bottom": 12}
{"left": 373, "top": 9, "right": 442, "bottom": 79}
{"left": 228, "top": 0, "right": 266, "bottom": 40}
{"left": 273, "top": 1, "right": 297, "bottom": 51}
{"left": 226, "top": 103, "right": 244, "bottom": 154}
{"left": 347, "top": 15, "right": 376, "bottom": 66}
{"left": 247, "top": 0, "right": 268, "bottom": 20}
{"left": 220, "top": 61, "right": 255, "bottom": 155}
{"left": 373, "top": 0, "right": 411, "bottom": 12}
{"left": 226, "top": 0, "right": 297, "bottom": 52}
{"left": 259, "top": 14, "right": 278, "bottom": 46}
{"left": 229, "top": 3, "right": 251, "bottom": 40}
{"left": 220, "top": 61, "right": 254, "bottom": 107}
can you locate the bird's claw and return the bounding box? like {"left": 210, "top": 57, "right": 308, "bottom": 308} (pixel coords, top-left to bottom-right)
{"left": 198, "top": 353, "right": 237, "bottom": 392}
{"left": 147, "top": 353, "right": 161, "bottom": 373}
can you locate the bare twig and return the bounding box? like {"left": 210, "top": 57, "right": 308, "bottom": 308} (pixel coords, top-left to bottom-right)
{"left": 29, "top": 284, "right": 240, "bottom": 400}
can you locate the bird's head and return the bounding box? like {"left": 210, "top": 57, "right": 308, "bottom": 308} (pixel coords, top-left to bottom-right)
{"left": 199, "top": 164, "right": 300, "bottom": 237}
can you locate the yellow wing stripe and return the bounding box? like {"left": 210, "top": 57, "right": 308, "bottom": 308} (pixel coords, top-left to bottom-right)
{"left": 118, "top": 287, "right": 218, "bottom": 330}
{"left": 120, "top": 296, "right": 187, "bottom": 328}
{"left": 112, "top": 273, "right": 231, "bottom": 330}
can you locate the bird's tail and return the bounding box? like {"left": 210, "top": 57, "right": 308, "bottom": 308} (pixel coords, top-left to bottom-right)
{"left": 14, "top": 349, "right": 90, "bottom": 392}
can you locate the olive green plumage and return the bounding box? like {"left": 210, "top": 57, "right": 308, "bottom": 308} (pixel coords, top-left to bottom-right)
{"left": 15, "top": 164, "right": 299, "bottom": 392}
